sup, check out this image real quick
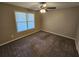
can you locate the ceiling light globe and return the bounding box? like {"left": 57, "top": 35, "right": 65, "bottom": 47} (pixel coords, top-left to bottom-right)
{"left": 40, "top": 9, "right": 46, "bottom": 13}
{"left": 43, "top": 4, "right": 47, "bottom": 7}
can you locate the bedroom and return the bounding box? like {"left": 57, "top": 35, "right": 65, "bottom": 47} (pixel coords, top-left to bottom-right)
{"left": 0, "top": 2, "right": 79, "bottom": 57}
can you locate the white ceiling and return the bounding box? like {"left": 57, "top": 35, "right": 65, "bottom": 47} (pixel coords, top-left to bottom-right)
{"left": 6, "top": 2, "right": 79, "bottom": 10}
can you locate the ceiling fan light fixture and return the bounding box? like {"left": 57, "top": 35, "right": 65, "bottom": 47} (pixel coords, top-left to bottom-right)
{"left": 40, "top": 9, "right": 46, "bottom": 13}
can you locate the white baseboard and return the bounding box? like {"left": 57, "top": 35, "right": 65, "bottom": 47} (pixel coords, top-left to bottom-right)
{"left": 43, "top": 29, "right": 79, "bottom": 54}
{"left": 0, "top": 29, "right": 78, "bottom": 54}
{"left": 0, "top": 30, "right": 40, "bottom": 46}
{"left": 42, "top": 30, "right": 79, "bottom": 54}
{"left": 0, "top": 30, "right": 75, "bottom": 46}
{"left": 75, "top": 40, "right": 79, "bottom": 54}
{"left": 42, "top": 30, "right": 76, "bottom": 40}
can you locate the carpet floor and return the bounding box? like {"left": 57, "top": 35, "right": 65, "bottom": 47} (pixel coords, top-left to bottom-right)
{"left": 0, "top": 31, "right": 78, "bottom": 57}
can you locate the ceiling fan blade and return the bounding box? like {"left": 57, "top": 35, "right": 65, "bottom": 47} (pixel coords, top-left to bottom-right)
{"left": 47, "top": 7, "right": 56, "bottom": 9}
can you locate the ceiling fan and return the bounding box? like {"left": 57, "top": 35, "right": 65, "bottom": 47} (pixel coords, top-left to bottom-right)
{"left": 35, "top": 2, "right": 56, "bottom": 13}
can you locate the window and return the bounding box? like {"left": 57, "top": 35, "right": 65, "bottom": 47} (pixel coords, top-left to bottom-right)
{"left": 15, "top": 11, "right": 35, "bottom": 32}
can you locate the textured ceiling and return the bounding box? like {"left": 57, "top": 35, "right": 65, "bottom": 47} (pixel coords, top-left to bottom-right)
{"left": 6, "top": 2, "right": 79, "bottom": 10}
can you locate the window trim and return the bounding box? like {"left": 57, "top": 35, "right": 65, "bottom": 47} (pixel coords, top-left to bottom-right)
{"left": 14, "top": 11, "right": 35, "bottom": 33}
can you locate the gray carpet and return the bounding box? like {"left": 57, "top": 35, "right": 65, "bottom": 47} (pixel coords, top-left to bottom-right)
{"left": 0, "top": 31, "right": 78, "bottom": 57}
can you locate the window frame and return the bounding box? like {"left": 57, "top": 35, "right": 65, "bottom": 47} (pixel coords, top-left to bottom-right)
{"left": 14, "top": 11, "right": 35, "bottom": 33}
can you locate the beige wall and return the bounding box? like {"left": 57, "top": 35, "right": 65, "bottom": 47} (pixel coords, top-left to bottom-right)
{"left": 0, "top": 3, "right": 41, "bottom": 45}
{"left": 42, "top": 7, "right": 79, "bottom": 39}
